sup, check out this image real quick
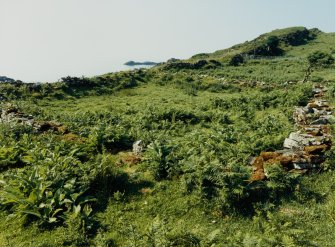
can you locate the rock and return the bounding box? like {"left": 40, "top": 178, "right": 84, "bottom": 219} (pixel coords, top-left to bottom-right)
{"left": 312, "top": 88, "right": 323, "bottom": 94}
{"left": 283, "top": 132, "right": 311, "bottom": 149}
{"left": 307, "top": 102, "right": 319, "bottom": 109}
{"left": 303, "top": 106, "right": 314, "bottom": 114}
{"left": 26, "top": 119, "right": 34, "bottom": 126}
{"left": 307, "top": 100, "right": 330, "bottom": 110}
{"left": 274, "top": 155, "right": 294, "bottom": 167}
{"left": 310, "top": 117, "right": 329, "bottom": 125}
{"left": 284, "top": 132, "right": 331, "bottom": 149}
{"left": 309, "top": 155, "right": 326, "bottom": 164}
{"left": 250, "top": 156, "right": 266, "bottom": 181}
{"left": 302, "top": 126, "right": 322, "bottom": 136}
{"left": 304, "top": 145, "right": 329, "bottom": 154}
{"left": 293, "top": 108, "right": 307, "bottom": 124}
{"left": 133, "top": 140, "right": 144, "bottom": 155}
{"left": 251, "top": 156, "right": 264, "bottom": 169}
{"left": 323, "top": 115, "right": 335, "bottom": 123}
{"left": 251, "top": 168, "right": 266, "bottom": 181}
{"left": 283, "top": 138, "right": 299, "bottom": 149}
{"left": 305, "top": 125, "right": 329, "bottom": 135}
{"left": 260, "top": 152, "right": 280, "bottom": 161}
{"left": 293, "top": 163, "right": 317, "bottom": 170}
{"left": 311, "top": 108, "right": 328, "bottom": 116}
{"left": 248, "top": 156, "right": 256, "bottom": 165}
{"left": 316, "top": 100, "right": 329, "bottom": 107}
{"left": 314, "top": 92, "right": 325, "bottom": 98}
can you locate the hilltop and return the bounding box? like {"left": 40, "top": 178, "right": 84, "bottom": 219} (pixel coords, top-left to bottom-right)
{"left": 190, "top": 27, "right": 331, "bottom": 60}
{"left": 0, "top": 27, "right": 335, "bottom": 246}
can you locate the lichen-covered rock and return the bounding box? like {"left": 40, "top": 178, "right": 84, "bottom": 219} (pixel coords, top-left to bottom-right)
{"left": 260, "top": 152, "right": 280, "bottom": 161}
{"left": 304, "top": 145, "right": 329, "bottom": 154}
{"left": 283, "top": 132, "right": 311, "bottom": 149}
{"left": 293, "top": 107, "right": 307, "bottom": 124}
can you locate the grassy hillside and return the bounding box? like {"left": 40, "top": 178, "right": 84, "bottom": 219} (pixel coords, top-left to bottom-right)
{"left": 1, "top": 27, "right": 335, "bottom": 246}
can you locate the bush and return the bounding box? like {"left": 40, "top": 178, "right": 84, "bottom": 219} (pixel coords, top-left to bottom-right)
{"left": 280, "top": 27, "right": 317, "bottom": 46}
{"left": 229, "top": 54, "right": 244, "bottom": 66}
{"left": 307, "top": 51, "right": 334, "bottom": 68}
{"left": 304, "top": 51, "right": 335, "bottom": 82}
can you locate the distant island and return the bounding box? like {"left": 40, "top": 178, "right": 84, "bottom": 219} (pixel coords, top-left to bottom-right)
{"left": 124, "top": 60, "right": 159, "bottom": 66}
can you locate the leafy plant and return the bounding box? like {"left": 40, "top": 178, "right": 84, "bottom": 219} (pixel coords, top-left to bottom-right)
{"left": 0, "top": 165, "right": 95, "bottom": 227}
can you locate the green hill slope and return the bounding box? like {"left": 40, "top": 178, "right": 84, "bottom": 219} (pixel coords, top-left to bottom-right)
{"left": 190, "top": 27, "right": 334, "bottom": 59}
{"left": 1, "top": 27, "right": 335, "bottom": 246}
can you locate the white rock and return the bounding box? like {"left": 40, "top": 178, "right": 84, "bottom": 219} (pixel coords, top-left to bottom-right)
{"left": 133, "top": 140, "right": 144, "bottom": 155}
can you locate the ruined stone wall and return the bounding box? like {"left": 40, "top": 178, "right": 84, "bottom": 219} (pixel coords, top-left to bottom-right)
{"left": 251, "top": 85, "right": 333, "bottom": 181}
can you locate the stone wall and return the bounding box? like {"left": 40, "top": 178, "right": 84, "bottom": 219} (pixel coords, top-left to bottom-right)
{"left": 251, "top": 85, "right": 333, "bottom": 181}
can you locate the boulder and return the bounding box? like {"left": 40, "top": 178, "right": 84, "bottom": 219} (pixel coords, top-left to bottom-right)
{"left": 133, "top": 140, "right": 144, "bottom": 155}
{"left": 283, "top": 132, "right": 311, "bottom": 149}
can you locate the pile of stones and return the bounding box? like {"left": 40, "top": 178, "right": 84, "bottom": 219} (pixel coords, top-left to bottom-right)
{"left": 251, "top": 85, "right": 333, "bottom": 181}
{"left": 0, "top": 104, "right": 68, "bottom": 133}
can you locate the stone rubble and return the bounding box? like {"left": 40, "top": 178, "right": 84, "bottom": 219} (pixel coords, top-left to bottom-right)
{"left": 0, "top": 104, "right": 68, "bottom": 133}
{"left": 251, "top": 85, "right": 333, "bottom": 181}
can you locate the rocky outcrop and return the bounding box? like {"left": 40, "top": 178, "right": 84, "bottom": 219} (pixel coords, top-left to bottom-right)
{"left": 0, "top": 105, "right": 34, "bottom": 126}
{"left": 0, "top": 104, "right": 68, "bottom": 133}
{"left": 251, "top": 85, "right": 332, "bottom": 181}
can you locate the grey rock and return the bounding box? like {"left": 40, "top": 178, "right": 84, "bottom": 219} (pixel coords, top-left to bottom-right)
{"left": 323, "top": 115, "right": 335, "bottom": 123}
{"left": 312, "top": 88, "right": 322, "bottom": 94}
{"left": 133, "top": 140, "right": 144, "bottom": 155}
{"left": 283, "top": 138, "right": 300, "bottom": 149}
{"left": 283, "top": 132, "right": 311, "bottom": 149}
{"left": 310, "top": 118, "right": 328, "bottom": 125}
{"left": 310, "top": 115, "right": 335, "bottom": 125}
{"left": 293, "top": 163, "right": 318, "bottom": 170}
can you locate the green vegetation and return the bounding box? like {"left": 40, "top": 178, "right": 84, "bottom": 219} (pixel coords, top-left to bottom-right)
{"left": 1, "top": 27, "right": 335, "bottom": 246}
{"left": 303, "top": 51, "right": 335, "bottom": 82}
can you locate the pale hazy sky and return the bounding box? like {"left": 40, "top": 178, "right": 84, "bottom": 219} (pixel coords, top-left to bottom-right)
{"left": 1, "top": 0, "right": 335, "bottom": 82}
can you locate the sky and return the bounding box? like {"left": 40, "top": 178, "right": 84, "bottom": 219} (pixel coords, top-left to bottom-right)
{"left": 1, "top": 0, "right": 335, "bottom": 82}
